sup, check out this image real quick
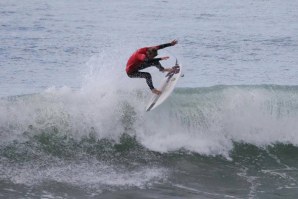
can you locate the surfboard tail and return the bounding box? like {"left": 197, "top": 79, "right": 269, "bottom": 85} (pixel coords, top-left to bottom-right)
{"left": 146, "top": 103, "right": 155, "bottom": 112}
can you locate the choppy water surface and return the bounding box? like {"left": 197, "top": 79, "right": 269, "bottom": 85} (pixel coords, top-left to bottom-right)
{"left": 1, "top": 0, "right": 298, "bottom": 198}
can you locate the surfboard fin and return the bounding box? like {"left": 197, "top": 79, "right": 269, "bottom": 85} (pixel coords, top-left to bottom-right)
{"left": 175, "top": 59, "right": 179, "bottom": 66}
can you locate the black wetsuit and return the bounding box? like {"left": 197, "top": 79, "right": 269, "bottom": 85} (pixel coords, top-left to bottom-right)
{"left": 127, "top": 58, "right": 164, "bottom": 90}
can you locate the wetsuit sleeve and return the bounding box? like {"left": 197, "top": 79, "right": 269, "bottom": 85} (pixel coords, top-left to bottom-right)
{"left": 155, "top": 43, "right": 173, "bottom": 50}
{"left": 144, "top": 58, "right": 164, "bottom": 71}
{"left": 144, "top": 58, "right": 162, "bottom": 64}
{"left": 155, "top": 63, "right": 165, "bottom": 71}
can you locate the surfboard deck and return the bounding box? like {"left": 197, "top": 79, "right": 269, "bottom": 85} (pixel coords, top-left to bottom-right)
{"left": 146, "top": 60, "right": 182, "bottom": 112}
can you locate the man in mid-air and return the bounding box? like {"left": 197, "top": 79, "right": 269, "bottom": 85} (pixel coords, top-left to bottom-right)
{"left": 125, "top": 40, "right": 178, "bottom": 95}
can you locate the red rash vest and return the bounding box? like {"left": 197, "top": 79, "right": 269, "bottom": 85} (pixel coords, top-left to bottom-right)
{"left": 125, "top": 43, "right": 172, "bottom": 74}
{"left": 125, "top": 47, "right": 149, "bottom": 75}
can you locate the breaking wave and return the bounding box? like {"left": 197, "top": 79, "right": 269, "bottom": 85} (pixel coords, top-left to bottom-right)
{"left": 1, "top": 85, "right": 298, "bottom": 157}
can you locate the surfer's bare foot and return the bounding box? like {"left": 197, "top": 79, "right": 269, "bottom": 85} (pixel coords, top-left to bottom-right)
{"left": 152, "top": 89, "right": 161, "bottom": 95}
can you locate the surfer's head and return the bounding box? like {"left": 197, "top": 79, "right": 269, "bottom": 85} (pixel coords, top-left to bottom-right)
{"left": 146, "top": 48, "right": 158, "bottom": 58}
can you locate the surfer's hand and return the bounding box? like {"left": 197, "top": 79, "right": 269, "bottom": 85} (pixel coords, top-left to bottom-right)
{"left": 171, "top": 40, "right": 178, "bottom": 46}
{"left": 161, "top": 56, "right": 169, "bottom": 60}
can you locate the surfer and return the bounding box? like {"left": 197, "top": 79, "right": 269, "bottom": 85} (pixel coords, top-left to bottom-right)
{"left": 125, "top": 40, "right": 178, "bottom": 95}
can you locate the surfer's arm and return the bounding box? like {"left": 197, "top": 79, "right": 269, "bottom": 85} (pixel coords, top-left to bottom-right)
{"left": 160, "top": 56, "right": 173, "bottom": 73}
{"left": 144, "top": 57, "right": 162, "bottom": 64}
{"left": 153, "top": 40, "right": 178, "bottom": 50}
{"left": 144, "top": 56, "right": 168, "bottom": 64}
{"left": 143, "top": 57, "right": 166, "bottom": 71}
{"left": 156, "top": 43, "right": 172, "bottom": 50}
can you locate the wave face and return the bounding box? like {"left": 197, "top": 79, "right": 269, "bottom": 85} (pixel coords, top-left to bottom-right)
{"left": 1, "top": 85, "right": 298, "bottom": 155}
{"left": 155, "top": 85, "right": 298, "bottom": 156}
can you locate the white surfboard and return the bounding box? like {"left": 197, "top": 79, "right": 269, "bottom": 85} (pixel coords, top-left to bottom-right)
{"left": 146, "top": 59, "right": 182, "bottom": 112}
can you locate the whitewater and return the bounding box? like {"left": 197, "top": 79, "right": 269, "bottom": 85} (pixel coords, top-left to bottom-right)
{"left": 2, "top": 74, "right": 298, "bottom": 157}
{"left": 1, "top": 0, "right": 298, "bottom": 198}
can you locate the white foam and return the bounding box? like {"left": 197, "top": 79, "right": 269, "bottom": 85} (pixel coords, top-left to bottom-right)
{"left": 1, "top": 158, "right": 167, "bottom": 191}
{"left": 138, "top": 86, "right": 298, "bottom": 157}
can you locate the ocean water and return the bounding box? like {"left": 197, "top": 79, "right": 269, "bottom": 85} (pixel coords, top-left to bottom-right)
{"left": 1, "top": 0, "right": 298, "bottom": 198}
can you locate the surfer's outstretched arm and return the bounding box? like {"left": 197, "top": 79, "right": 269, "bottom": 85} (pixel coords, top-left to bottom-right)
{"left": 151, "top": 40, "right": 178, "bottom": 50}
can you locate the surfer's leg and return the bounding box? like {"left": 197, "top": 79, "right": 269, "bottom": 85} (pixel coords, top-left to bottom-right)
{"left": 128, "top": 71, "right": 155, "bottom": 90}
{"left": 138, "top": 62, "right": 153, "bottom": 70}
